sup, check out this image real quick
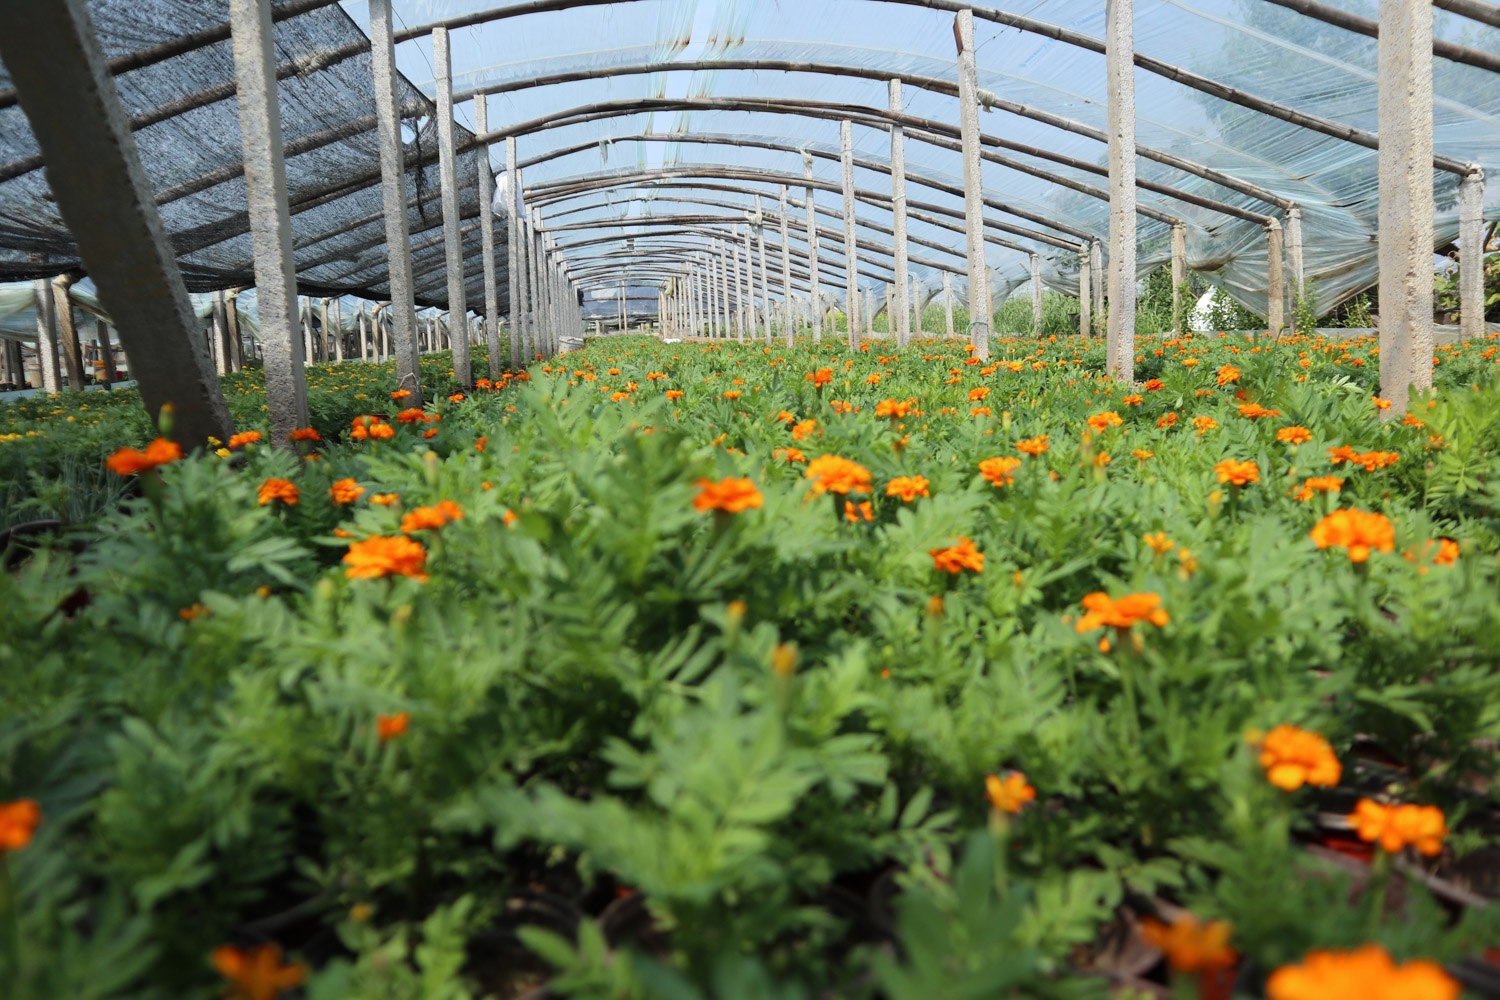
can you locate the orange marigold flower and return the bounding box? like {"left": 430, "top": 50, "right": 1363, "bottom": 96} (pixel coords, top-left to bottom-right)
{"left": 448, "top": 393, "right": 465, "bottom": 404}
{"left": 1256, "top": 724, "right": 1342, "bottom": 791}
{"left": 343, "top": 535, "right": 429, "bottom": 582}
{"left": 257, "top": 478, "right": 300, "bottom": 506}
{"left": 968, "top": 386, "right": 991, "bottom": 402}
{"left": 875, "top": 398, "right": 912, "bottom": 419}
{"left": 502, "top": 509, "right": 518, "bottom": 527}
{"left": 844, "top": 500, "right": 874, "bottom": 522}
{"left": 984, "top": 772, "right": 1035, "bottom": 814}
{"left": 376, "top": 711, "right": 410, "bottom": 745}
{"left": 1327, "top": 444, "right": 1360, "bottom": 465}
{"left": 1309, "top": 508, "right": 1395, "bottom": 562}
{"left": 390, "top": 389, "right": 412, "bottom": 401}
{"left": 1266, "top": 944, "right": 1458, "bottom": 1000}
{"left": 1158, "top": 412, "right": 1179, "bottom": 429}
{"left": 693, "top": 477, "right": 764, "bottom": 513}
{"left": 329, "top": 478, "right": 364, "bottom": 505}
{"left": 211, "top": 943, "right": 307, "bottom": 1000}
{"left": 1132, "top": 449, "right": 1155, "bottom": 460}
{"left": 400, "top": 500, "right": 463, "bottom": 534}
{"left": 1433, "top": 538, "right": 1460, "bottom": 565}
{"left": 804, "top": 455, "right": 872, "bottom": 495}
{"left": 369, "top": 493, "right": 399, "bottom": 506}
{"left": 1349, "top": 799, "right": 1448, "bottom": 857}
{"left": 396, "top": 408, "right": 427, "bottom": 424}
{"left": 1290, "top": 475, "right": 1344, "bottom": 501}
{"left": 971, "top": 406, "right": 992, "bottom": 417}
{"left": 1192, "top": 415, "right": 1218, "bottom": 435}
{"left": 0, "top": 799, "right": 42, "bottom": 853}
{"left": 646, "top": 372, "right": 667, "bottom": 380}
{"left": 106, "top": 437, "right": 183, "bottom": 476}
{"left": 1142, "top": 378, "right": 1165, "bottom": 392}
{"left": 368, "top": 422, "right": 395, "bottom": 440}
{"left": 865, "top": 373, "right": 882, "bottom": 385}
{"left": 1121, "top": 394, "right": 1144, "bottom": 406}
{"left": 1143, "top": 531, "right": 1174, "bottom": 555}
{"left": 979, "top": 456, "right": 1022, "bottom": 487}
{"left": 773, "top": 447, "right": 807, "bottom": 463}
{"left": 1076, "top": 591, "right": 1168, "bottom": 633}
{"left": 771, "top": 409, "right": 797, "bottom": 425}
{"left": 1238, "top": 402, "right": 1280, "bottom": 419}
{"left": 1277, "top": 425, "right": 1313, "bottom": 444}
{"left": 1214, "top": 459, "right": 1259, "bottom": 486}
{"left": 1355, "top": 450, "right": 1399, "bottom": 471}
{"left": 288, "top": 427, "right": 321, "bottom": 442}
{"left": 1016, "top": 435, "right": 1050, "bottom": 456}
{"left": 1372, "top": 395, "right": 1392, "bottom": 410}
{"left": 791, "top": 419, "right": 819, "bottom": 441}
{"left": 1140, "top": 915, "right": 1237, "bottom": 973}
{"left": 806, "top": 367, "right": 834, "bottom": 388}
{"left": 1216, "top": 364, "right": 1242, "bottom": 386}
{"left": 228, "top": 431, "right": 262, "bottom": 448}
{"left": 722, "top": 389, "right": 742, "bottom": 400}
{"left": 886, "top": 475, "right": 930, "bottom": 502}
{"left": 665, "top": 389, "right": 685, "bottom": 400}
{"left": 930, "top": 536, "right": 984, "bottom": 574}
{"left": 1182, "top": 357, "right": 1200, "bottom": 367}
{"left": 1086, "top": 410, "right": 1123, "bottom": 431}
{"left": 1093, "top": 451, "right": 1112, "bottom": 468}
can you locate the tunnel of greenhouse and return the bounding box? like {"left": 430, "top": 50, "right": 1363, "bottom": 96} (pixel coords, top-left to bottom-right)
{"left": 2, "top": 2, "right": 1500, "bottom": 998}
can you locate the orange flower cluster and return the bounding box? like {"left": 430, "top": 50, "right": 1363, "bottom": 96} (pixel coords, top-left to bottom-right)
{"left": 376, "top": 711, "right": 410, "bottom": 745}
{"left": 257, "top": 478, "right": 300, "bottom": 506}
{"left": 1216, "top": 364, "right": 1241, "bottom": 386}
{"left": 1075, "top": 592, "right": 1168, "bottom": 632}
{"left": 1214, "top": 459, "right": 1259, "bottom": 486}
{"left": 773, "top": 447, "right": 806, "bottom": 463}
{"left": 844, "top": 500, "right": 874, "bottom": 522}
{"left": 1237, "top": 402, "right": 1280, "bottom": 419}
{"left": 1328, "top": 445, "right": 1399, "bottom": 471}
{"left": 106, "top": 437, "right": 183, "bottom": 476}
{"left": 1086, "top": 410, "right": 1123, "bottom": 431}
{"left": 328, "top": 479, "right": 364, "bottom": 505}
{"left": 886, "top": 475, "right": 930, "bottom": 502}
{"left": 228, "top": 431, "right": 262, "bottom": 448}
{"left": 979, "top": 456, "right": 1022, "bottom": 487}
{"left": 875, "top": 397, "right": 919, "bottom": 418}
{"left": 1016, "top": 435, "right": 1050, "bottom": 456}
{"left": 211, "top": 943, "right": 307, "bottom": 1000}
{"left": 791, "top": 419, "right": 819, "bottom": 440}
{"left": 343, "top": 535, "right": 429, "bottom": 582}
{"left": 665, "top": 389, "right": 685, "bottom": 400}
{"left": 1256, "top": 724, "right": 1341, "bottom": 790}
{"left": 0, "top": 798, "right": 41, "bottom": 853}
{"left": 400, "top": 500, "right": 464, "bottom": 533}
{"left": 806, "top": 367, "right": 834, "bottom": 388}
{"left": 1266, "top": 945, "right": 1458, "bottom": 1000}
{"left": 984, "top": 772, "right": 1035, "bottom": 813}
{"left": 1290, "top": 476, "right": 1343, "bottom": 501}
{"left": 1192, "top": 415, "right": 1218, "bottom": 435}
{"left": 930, "top": 537, "right": 984, "bottom": 574}
{"left": 1140, "top": 914, "right": 1237, "bottom": 972}
{"left": 1349, "top": 799, "right": 1448, "bottom": 856}
{"left": 1276, "top": 425, "right": 1312, "bottom": 444}
{"left": 288, "top": 427, "right": 321, "bottom": 442}
{"left": 1309, "top": 509, "right": 1395, "bottom": 562}
{"left": 804, "top": 455, "right": 872, "bottom": 495}
{"left": 350, "top": 415, "right": 394, "bottom": 440}
{"left": 693, "top": 477, "right": 764, "bottom": 513}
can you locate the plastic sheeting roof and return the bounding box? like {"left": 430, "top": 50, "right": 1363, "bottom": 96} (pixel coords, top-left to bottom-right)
{"left": 0, "top": 0, "right": 1497, "bottom": 322}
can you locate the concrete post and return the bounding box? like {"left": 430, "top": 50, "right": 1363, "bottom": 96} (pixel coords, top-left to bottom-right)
{"left": 956, "top": 9, "right": 991, "bottom": 360}
{"left": 52, "top": 270, "right": 86, "bottom": 390}
{"left": 1286, "top": 205, "right": 1305, "bottom": 320}
{"left": 755, "top": 211, "right": 769, "bottom": 343}
{"left": 803, "top": 157, "right": 821, "bottom": 342}
{"left": 433, "top": 28, "right": 470, "bottom": 385}
{"left": 226, "top": 288, "right": 244, "bottom": 372}
{"left": 1459, "top": 168, "right": 1485, "bottom": 342}
{"left": 779, "top": 186, "right": 794, "bottom": 345}
{"left": 840, "top": 120, "right": 861, "bottom": 350}
{"left": 1030, "top": 254, "right": 1043, "bottom": 337}
{"left": 212, "top": 290, "right": 229, "bottom": 375}
{"left": 731, "top": 225, "right": 746, "bottom": 342}
{"left": 301, "top": 297, "right": 314, "bottom": 364}
{"left": 333, "top": 297, "right": 344, "bottom": 362}
{"left": 1171, "top": 222, "right": 1187, "bottom": 338}
{"left": 531, "top": 209, "right": 547, "bottom": 354}
{"left": 469, "top": 103, "right": 502, "bottom": 375}
{"left": 506, "top": 138, "right": 526, "bottom": 364}
{"left": 369, "top": 0, "right": 422, "bottom": 400}
{"left": 2, "top": 0, "right": 233, "bottom": 441}
{"left": 944, "top": 271, "right": 954, "bottom": 337}
{"left": 1105, "top": 0, "right": 1137, "bottom": 382}
{"left": 890, "top": 78, "right": 911, "bottom": 346}
{"left": 1266, "top": 218, "right": 1285, "bottom": 336}
{"left": 718, "top": 240, "right": 732, "bottom": 337}
{"left": 1377, "top": 0, "right": 1434, "bottom": 414}
{"left": 1090, "top": 240, "right": 1104, "bottom": 334}
{"left": 32, "top": 279, "right": 59, "bottom": 393}
{"left": 358, "top": 301, "right": 368, "bottom": 360}
{"left": 96, "top": 319, "right": 115, "bottom": 386}
{"left": 318, "top": 297, "right": 331, "bottom": 367}
{"left": 1079, "top": 249, "right": 1092, "bottom": 338}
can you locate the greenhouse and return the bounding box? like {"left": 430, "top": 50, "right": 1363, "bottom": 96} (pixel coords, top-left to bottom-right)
{"left": 2, "top": 1, "right": 1500, "bottom": 998}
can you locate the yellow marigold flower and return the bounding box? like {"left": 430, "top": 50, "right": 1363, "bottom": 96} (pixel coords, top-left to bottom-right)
{"left": 693, "top": 477, "right": 764, "bottom": 513}
{"left": 804, "top": 455, "right": 872, "bottom": 495}
{"left": 1266, "top": 944, "right": 1458, "bottom": 1000}
{"left": 978, "top": 456, "right": 1022, "bottom": 487}
{"left": 257, "top": 478, "right": 300, "bottom": 506}
{"left": 343, "top": 535, "right": 429, "bottom": 582}
{"left": 886, "top": 475, "right": 930, "bottom": 502}
{"left": 1256, "top": 724, "right": 1341, "bottom": 790}
{"left": 984, "top": 772, "right": 1035, "bottom": 814}
{"left": 929, "top": 536, "right": 984, "bottom": 574}
{"left": 1214, "top": 459, "right": 1259, "bottom": 486}
{"left": 1349, "top": 799, "right": 1448, "bottom": 857}
{"left": 1309, "top": 508, "right": 1395, "bottom": 562}
{"left": 1140, "top": 915, "right": 1237, "bottom": 973}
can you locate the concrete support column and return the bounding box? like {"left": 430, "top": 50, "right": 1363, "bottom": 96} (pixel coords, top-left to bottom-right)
{"left": 1459, "top": 168, "right": 1486, "bottom": 343}
{"left": 1266, "top": 218, "right": 1285, "bottom": 336}
{"left": 1377, "top": 0, "right": 1434, "bottom": 414}
{"left": 32, "top": 280, "right": 59, "bottom": 393}
{"left": 531, "top": 209, "right": 547, "bottom": 355}
{"left": 369, "top": 0, "right": 422, "bottom": 401}
{"left": 433, "top": 27, "right": 470, "bottom": 385}
{"left": 1030, "top": 254, "right": 1043, "bottom": 337}
{"left": 96, "top": 319, "right": 115, "bottom": 386}
{"left": 318, "top": 297, "right": 331, "bottom": 366}
{"left": 332, "top": 297, "right": 343, "bottom": 362}
{"left": 473, "top": 98, "right": 503, "bottom": 376}
{"left": 212, "top": 290, "right": 229, "bottom": 375}
{"left": 1286, "top": 205, "right": 1305, "bottom": 319}
{"left": 944, "top": 272, "right": 954, "bottom": 338}
{"left": 731, "top": 225, "right": 746, "bottom": 342}
{"left": 1171, "top": 222, "right": 1187, "bottom": 337}
{"left": 779, "top": 185, "right": 795, "bottom": 345}
{"left": 755, "top": 209, "right": 770, "bottom": 343}
{"left": 803, "top": 157, "right": 821, "bottom": 342}
{"left": 301, "top": 297, "right": 315, "bottom": 366}
{"left": 890, "top": 78, "right": 911, "bottom": 346}
{"left": 840, "top": 120, "right": 861, "bottom": 350}
{"left": 1105, "top": 0, "right": 1137, "bottom": 382}
{"left": 52, "top": 270, "right": 85, "bottom": 390}
{"left": 506, "top": 138, "right": 526, "bottom": 364}
{"left": 955, "top": 9, "right": 991, "bottom": 360}
{"left": 226, "top": 288, "right": 244, "bottom": 372}
{"left": 1079, "top": 249, "right": 1092, "bottom": 338}
{"left": 358, "top": 301, "right": 369, "bottom": 361}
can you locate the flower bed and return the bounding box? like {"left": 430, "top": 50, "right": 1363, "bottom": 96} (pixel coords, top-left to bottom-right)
{"left": 2, "top": 330, "right": 1499, "bottom": 999}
